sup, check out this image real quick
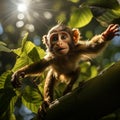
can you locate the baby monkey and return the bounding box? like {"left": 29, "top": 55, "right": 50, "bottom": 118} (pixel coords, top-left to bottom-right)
{"left": 11, "top": 23, "right": 119, "bottom": 116}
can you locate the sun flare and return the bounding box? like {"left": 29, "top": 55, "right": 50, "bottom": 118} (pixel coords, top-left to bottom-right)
{"left": 17, "top": 3, "right": 28, "bottom": 12}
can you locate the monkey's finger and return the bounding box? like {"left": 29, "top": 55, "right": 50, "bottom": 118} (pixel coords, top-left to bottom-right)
{"left": 110, "top": 24, "right": 119, "bottom": 31}
{"left": 115, "top": 33, "right": 120, "bottom": 36}
{"left": 107, "top": 24, "right": 115, "bottom": 30}
{"left": 12, "top": 82, "right": 21, "bottom": 88}
{"left": 113, "top": 28, "right": 119, "bottom": 33}
{"left": 11, "top": 75, "right": 22, "bottom": 88}
{"left": 11, "top": 80, "right": 19, "bottom": 88}
{"left": 11, "top": 79, "right": 21, "bottom": 88}
{"left": 20, "top": 72, "right": 25, "bottom": 78}
{"left": 104, "top": 24, "right": 116, "bottom": 33}
{"left": 108, "top": 24, "right": 114, "bottom": 27}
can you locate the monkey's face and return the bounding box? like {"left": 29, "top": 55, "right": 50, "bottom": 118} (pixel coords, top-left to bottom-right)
{"left": 49, "top": 31, "right": 71, "bottom": 56}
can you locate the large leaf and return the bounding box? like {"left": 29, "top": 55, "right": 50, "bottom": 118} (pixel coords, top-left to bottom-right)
{"left": 23, "top": 41, "right": 45, "bottom": 59}
{"left": 12, "top": 52, "right": 33, "bottom": 72}
{"left": 28, "top": 46, "right": 45, "bottom": 62}
{"left": 68, "top": 7, "right": 93, "bottom": 28}
{"left": 22, "top": 85, "right": 43, "bottom": 104}
{"left": 22, "top": 97, "right": 40, "bottom": 113}
{"left": 19, "top": 77, "right": 44, "bottom": 113}
{"left": 12, "top": 41, "right": 41, "bottom": 56}
{"left": 12, "top": 41, "right": 45, "bottom": 72}
{"left": 12, "top": 32, "right": 45, "bottom": 59}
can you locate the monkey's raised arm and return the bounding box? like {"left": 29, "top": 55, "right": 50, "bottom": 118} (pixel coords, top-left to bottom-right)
{"left": 11, "top": 58, "right": 53, "bottom": 88}
{"left": 76, "top": 24, "right": 119, "bottom": 57}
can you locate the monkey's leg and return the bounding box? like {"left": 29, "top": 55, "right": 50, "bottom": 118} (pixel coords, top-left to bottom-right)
{"left": 63, "top": 68, "right": 80, "bottom": 95}
{"left": 44, "top": 69, "right": 56, "bottom": 105}
{"left": 38, "top": 69, "right": 56, "bottom": 119}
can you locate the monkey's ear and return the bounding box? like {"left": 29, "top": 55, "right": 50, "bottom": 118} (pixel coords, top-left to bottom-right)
{"left": 42, "top": 35, "right": 49, "bottom": 47}
{"left": 72, "top": 29, "right": 81, "bottom": 44}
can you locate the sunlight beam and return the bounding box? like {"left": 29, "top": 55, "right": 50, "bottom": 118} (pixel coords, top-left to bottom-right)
{"left": 17, "top": 3, "right": 27, "bottom": 12}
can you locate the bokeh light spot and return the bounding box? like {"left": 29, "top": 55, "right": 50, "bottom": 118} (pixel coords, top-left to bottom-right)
{"left": 25, "top": 24, "right": 35, "bottom": 32}
{"left": 0, "top": 23, "right": 4, "bottom": 35}
{"left": 16, "top": 21, "right": 24, "bottom": 28}
{"left": 43, "top": 11, "right": 52, "bottom": 19}
{"left": 33, "top": 36, "right": 41, "bottom": 45}
{"left": 17, "top": 13, "right": 25, "bottom": 20}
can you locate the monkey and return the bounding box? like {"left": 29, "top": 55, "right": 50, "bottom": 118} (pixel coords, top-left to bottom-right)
{"left": 11, "top": 23, "right": 119, "bottom": 117}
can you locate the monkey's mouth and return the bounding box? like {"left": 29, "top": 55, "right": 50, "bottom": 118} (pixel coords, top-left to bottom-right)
{"left": 57, "top": 48, "right": 66, "bottom": 52}
{"left": 56, "top": 48, "right": 68, "bottom": 55}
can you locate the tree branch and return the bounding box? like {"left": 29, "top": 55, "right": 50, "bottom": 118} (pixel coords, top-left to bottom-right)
{"left": 44, "top": 61, "right": 120, "bottom": 120}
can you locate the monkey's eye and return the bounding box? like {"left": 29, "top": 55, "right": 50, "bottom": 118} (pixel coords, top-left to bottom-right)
{"left": 61, "top": 33, "right": 67, "bottom": 40}
{"left": 51, "top": 34, "right": 58, "bottom": 42}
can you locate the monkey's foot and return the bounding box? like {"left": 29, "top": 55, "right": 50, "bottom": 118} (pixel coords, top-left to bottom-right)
{"left": 37, "top": 101, "right": 49, "bottom": 120}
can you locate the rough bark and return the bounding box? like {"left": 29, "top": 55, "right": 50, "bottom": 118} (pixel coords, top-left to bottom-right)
{"left": 44, "top": 61, "right": 120, "bottom": 120}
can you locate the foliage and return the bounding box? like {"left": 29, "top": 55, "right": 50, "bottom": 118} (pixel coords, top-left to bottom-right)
{"left": 0, "top": 41, "right": 11, "bottom": 52}
{"left": 0, "top": 0, "right": 120, "bottom": 120}
{"left": 0, "top": 34, "right": 46, "bottom": 119}
{"left": 68, "top": 0, "right": 120, "bottom": 27}
{"left": 68, "top": 7, "right": 93, "bottom": 28}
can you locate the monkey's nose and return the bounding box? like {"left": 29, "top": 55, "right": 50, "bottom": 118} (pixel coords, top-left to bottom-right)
{"left": 56, "top": 41, "right": 63, "bottom": 46}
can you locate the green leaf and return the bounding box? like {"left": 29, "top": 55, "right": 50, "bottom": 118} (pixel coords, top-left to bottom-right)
{"left": 85, "top": 0, "right": 120, "bottom": 9}
{"left": 54, "top": 82, "right": 66, "bottom": 99}
{"left": 21, "top": 78, "right": 44, "bottom": 113}
{"left": 12, "top": 42, "right": 45, "bottom": 72}
{"left": 10, "top": 96, "right": 18, "bottom": 114}
{"left": 69, "top": 0, "right": 79, "bottom": 3}
{"left": 0, "top": 70, "right": 13, "bottom": 89}
{"left": 9, "top": 114, "right": 16, "bottom": 120}
{"left": 0, "top": 41, "right": 7, "bottom": 46}
{"left": 12, "top": 33, "right": 45, "bottom": 72}
{"left": 0, "top": 71, "right": 16, "bottom": 118}
{"left": 0, "top": 95, "right": 17, "bottom": 120}
{"left": 96, "top": 8, "right": 120, "bottom": 26}
{"left": 68, "top": 7, "right": 93, "bottom": 28}
{"left": 22, "top": 41, "right": 37, "bottom": 54}
{"left": 12, "top": 48, "right": 21, "bottom": 56}
{"left": 0, "top": 41, "right": 11, "bottom": 52}
{"left": 21, "top": 32, "right": 29, "bottom": 52}
{"left": 22, "top": 85, "right": 43, "bottom": 104}
{"left": 28, "top": 46, "right": 45, "bottom": 62}
{"left": 0, "top": 88, "right": 16, "bottom": 115}
{"left": 12, "top": 40, "right": 45, "bottom": 72}
{"left": 90, "top": 66, "right": 98, "bottom": 79}
{"left": 35, "top": 46, "right": 45, "bottom": 59}
{"left": 12, "top": 41, "right": 36, "bottom": 56}
{"left": 22, "top": 97, "right": 40, "bottom": 113}
{"left": 23, "top": 41, "right": 45, "bottom": 59}
{"left": 12, "top": 55, "right": 31, "bottom": 72}
{"left": 12, "top": 52, "right": 33, "bottom": 72}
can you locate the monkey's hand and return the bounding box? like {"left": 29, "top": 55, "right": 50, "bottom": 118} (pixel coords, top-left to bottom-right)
{"left": 11, "top": 71, "right": 25, "bottom": 88}
{"left": 102, "top": 24, "right": 119, "bottom": 41}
